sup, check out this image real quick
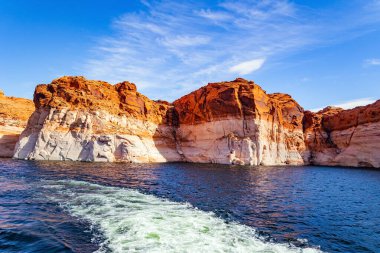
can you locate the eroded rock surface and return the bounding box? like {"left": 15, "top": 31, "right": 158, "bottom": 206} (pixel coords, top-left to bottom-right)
{"left": 173, "top": 79, "right": 305, "bottom": 165}
{"left": 303, "top": 101, "right": 380, "bottom": 168}
{"left": 0, "top": 90, "right": 34, "bottom": 157}
{"left": 12, "top": 76, "right": 380, "bottom": 168}
{"left": 14, "top": 76, "right": 181, "bottom": 162}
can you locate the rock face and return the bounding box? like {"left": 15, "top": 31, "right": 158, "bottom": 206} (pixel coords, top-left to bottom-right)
{"left": 0, "top": 90, "right": 34, "bottom": 157}
{"left": 173, "top": 79, "right": 305, "bottom": 165}
{"left": 13, "top": 76, "right": 380, "bottom": 168}
{"left": 303, "top": 101, "right": 380, "bottom": 168}
{"left": 14, "top": 76, "right": 181, "bottom": 162}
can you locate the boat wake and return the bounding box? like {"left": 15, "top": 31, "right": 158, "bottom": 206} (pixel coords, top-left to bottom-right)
{"left": 42, "top": 180, "right": 322, "bottom": 253}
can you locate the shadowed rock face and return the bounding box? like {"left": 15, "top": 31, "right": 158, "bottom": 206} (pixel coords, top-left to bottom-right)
{"left": 12, "top": 76, "right": 380, "bottom": 168}
{"left": 0, "top": 90, "right": 34, "bottom": 157}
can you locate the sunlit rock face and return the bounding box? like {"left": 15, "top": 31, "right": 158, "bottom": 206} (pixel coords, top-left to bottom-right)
{"left": 14, "top": 76, "right": 182, "bottom": 162}
{"left": 13, "top": 76, "right": 380, "bottom": 168}
{"left": 303, "top": 101, "right": 380, "bottom": 168}
{"left": 14, "top": 108, "right": 182, "bottom": 162}
{"left": 173, "top": 79, "right": 306, "bottom": 165}
{"left": 0, "top": 90, "right": 34, "bottom": 157}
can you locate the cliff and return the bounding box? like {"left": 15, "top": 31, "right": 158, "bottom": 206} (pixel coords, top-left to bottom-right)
{"left": 173, "top": 78, "right": 305, "bottom": 165}
{"left": 303, "top": 101, "right": 380, "bottom": 167}
{"left": 0, "top": 89, "right": 34, "bottom": 157}
{"left": 12, "top": 76, "right": 380, "bottom": 168}
{"left": 14, "top": 76, "right": 180, "bottom": 162}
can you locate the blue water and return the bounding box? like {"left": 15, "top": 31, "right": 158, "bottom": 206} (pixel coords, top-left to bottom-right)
{"left": 0, "top": 159, "right": 379, "bottom": 252}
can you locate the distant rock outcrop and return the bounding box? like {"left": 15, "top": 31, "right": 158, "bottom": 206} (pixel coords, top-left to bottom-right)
{"left": 303, "top": 101, "right": 380, "bottom": 168}
{"left": 11, "top": 76, "right": 380, "bottom": 168}
{"left": 0, "top": 90, "right": 34, "bottom": 157}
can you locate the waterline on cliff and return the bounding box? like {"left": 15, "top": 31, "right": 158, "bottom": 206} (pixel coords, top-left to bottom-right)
{"left": 42, "top": 180, "right": 322, "bottom": 253}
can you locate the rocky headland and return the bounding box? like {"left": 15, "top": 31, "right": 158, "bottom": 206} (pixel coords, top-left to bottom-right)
{"left": 0, "top": 89, "right": 34, "bottom": 157}
{"left": 8, "top": 76, "right": 380, "bottom": 168}
{"left": 13, "top": 76, "right": 180, "bottom": 163}
{"left": 303, "top": 101, "right": 380, "bottom": 167}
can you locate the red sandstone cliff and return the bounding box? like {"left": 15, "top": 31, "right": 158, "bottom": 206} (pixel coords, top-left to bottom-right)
{"left": 34, "top": 76, "right": 172, "bottom": 125}
{"left": 14, "top": 76, "right": 179, "bottom": 162}
{"left": 173, "top": 78, "right": 305, "bottom": 165}
{"left": 0, "top": 90, "right": 34, "bottom": 157}
{"left": 303, "top": 101, "right": 380, "bottom": 167}
{"left": 10, "top": 76, "right": 380, "bottom": 167}
{"left": 173, "top": 78, "right": 303, "bottom": 127}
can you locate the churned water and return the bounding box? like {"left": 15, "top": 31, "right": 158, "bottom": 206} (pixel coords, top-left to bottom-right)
{"left": 0, "top": 159, "right": 379, "bottom": 252}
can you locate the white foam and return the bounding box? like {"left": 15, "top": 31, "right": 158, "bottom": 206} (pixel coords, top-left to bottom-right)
{"left": 43, "top": 180, "right": 323, "bottom": 253}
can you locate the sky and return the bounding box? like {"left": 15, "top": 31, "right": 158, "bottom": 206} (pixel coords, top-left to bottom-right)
{"left": 0, "top": 0, "right": 379, "bottom": 111}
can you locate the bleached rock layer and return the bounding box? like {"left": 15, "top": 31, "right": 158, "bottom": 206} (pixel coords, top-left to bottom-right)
{"left": 176, "top": 119, "right": 304, "bottom": 165}
{"left": 0, "top": 91, "right": 34, "bottom": 157}
{"left": 0, "top": 124, "right": 26, "bottom": 158}
{"left": 173, "top": 78, "right": 306, "bottom": 166}
{"left": 14, "top": 108, "right": 182, "bottom": 162}
{"left": 12, "top": 76, "right": 380, "bottom": 168}
{"left": 303, "top": 101, "right": 380, "bottom": 168}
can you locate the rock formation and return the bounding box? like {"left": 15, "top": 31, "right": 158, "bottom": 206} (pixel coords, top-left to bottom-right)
{"left": 14, "top": 76, "right": 181, "bottom": 162}
{"left": 0, "top": 89, "right": 34, "bottom": 157}
{"left": 173, "top": 78, "right": 305, "bottom": 165}
{"left": 12, "top": 76, "right": 380, "bottom": 168}
{"left": 303, "top": 101, "right": 380, "bottom": 168}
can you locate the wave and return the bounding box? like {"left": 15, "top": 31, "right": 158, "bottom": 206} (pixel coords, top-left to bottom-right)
{"left": 42, "top": 180, "right": 322, "bottom": 253}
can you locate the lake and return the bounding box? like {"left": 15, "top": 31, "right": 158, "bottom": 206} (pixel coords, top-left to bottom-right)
{"left": 0, "top": 159, "right": 379, "bottom": 252}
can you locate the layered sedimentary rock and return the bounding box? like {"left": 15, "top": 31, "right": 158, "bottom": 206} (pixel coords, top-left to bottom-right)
{"left": 173, "top": 78, "right": 305, "bottom": 165}
{"left": 303, "top": 101, "right": 380, "bottom": 168}
{"left": 14, "top": 76, "right": 181, "bottom": 162}
{"left": 13, "top": 76, "right": 380, "bottom": 168}
{"left": 0, "top": 90, "right": 34, "bottom": 157}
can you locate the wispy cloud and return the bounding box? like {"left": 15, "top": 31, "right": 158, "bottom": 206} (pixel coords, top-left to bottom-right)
{"left": 364, "top": 58, "right": 380, "bottom": 66}
{"left": 220, "top": 0, "right": 296, "bottom": 20}
{"left": 311, "top": 97, "right": 376, "bottom": 112}
{"left": 81, "top": 0, "right": 380, "bottom": 101}
{"left": 160, "top": 35, "right": 211, "bottom": 48}
{"left": 197, "top": 9, "right": 232, "bottom": 22}
{"left": 229, "top": 58, "right": 265, "bottom": 75}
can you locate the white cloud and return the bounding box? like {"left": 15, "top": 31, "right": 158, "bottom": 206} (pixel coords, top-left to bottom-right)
{"left": 334, "top": 98, "right": 377, "bottom": 109}
{"left": 81, "top": 0, "right": 316, "bottom": 100}
{"left": 229, "top": 58, "right": 266, "bottom": 75}
{"left": 220, "top": 0, "right": 296, "bottom": 20}
{"left": 160, "top": 35, "right": 211, "bottom": 48}
{"left": 80, "top": 0, "right": 380, "bottom": 101}
{"left": 197, "top": 9, "right": 232, "bottom": 22}
{"left": 364, "top": 58, "right": 380, "bottom": 66}
{"left": 311, "top": 97, "right": 376, "bottom": 112}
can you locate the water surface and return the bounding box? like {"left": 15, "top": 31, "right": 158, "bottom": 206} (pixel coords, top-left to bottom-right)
{"left": 0, "top": 159, "right": 379, "bottom": 252}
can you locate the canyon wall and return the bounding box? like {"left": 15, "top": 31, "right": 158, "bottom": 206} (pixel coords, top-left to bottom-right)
{"left": 303, "top": 101, "right": 380, "bottom": 168}
{"left": 12, "top": 76, "right": 380, "bottom": 168}
{"left": 173, "top": 79, "right": 305, "bottom": 165}
{"left": 0, "top": 90, "right": 34, "bottom": 157}
{"left": 14, "top": 76, "right": 181, "bottom": 162}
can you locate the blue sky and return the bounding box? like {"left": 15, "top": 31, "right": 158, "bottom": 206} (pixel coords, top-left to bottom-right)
{"left": 0, "top": 0, "right": 379, "bottom": 111}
